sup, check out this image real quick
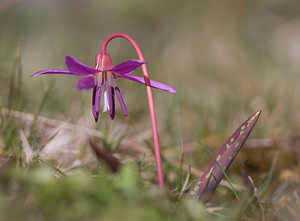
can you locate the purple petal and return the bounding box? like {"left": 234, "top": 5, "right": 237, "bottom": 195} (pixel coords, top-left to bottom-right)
{"left": 115, "top": 87, "right": 128, "bottom": 116}
{"left": 65, "top": 55, "right": 100, "bottom": 76}
{"left": 116, "top": 75, "right": 177, "bottom": 93}
{"left": 77, "top": 76, "right": 95, "bottom": 90}
{"left": 31, "top": 69, "right": 74, "bottom": 77}
{"left": 108, "top": 60, "right": 146, "bottom": 75}
{"left": 108, "top": 85, "right": 115, "bottom": 120}
{"left": 92, "top": 86, "right": 101, "bottom": 122}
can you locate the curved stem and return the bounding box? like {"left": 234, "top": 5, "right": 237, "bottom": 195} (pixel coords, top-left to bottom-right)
{"left": 101, "top": 33, "right": 164, "bottom": 188}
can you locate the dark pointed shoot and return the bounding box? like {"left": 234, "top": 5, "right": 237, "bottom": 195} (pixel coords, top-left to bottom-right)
{"left": 187, "top": 110, "right": 262, "bottom": 201}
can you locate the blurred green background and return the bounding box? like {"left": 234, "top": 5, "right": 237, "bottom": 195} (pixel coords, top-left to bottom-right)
{"left": 2, "top": 0, "right": 300, "bottom": 140}
{"left": 1, "top": 0, "right": 300, "bottom": 220}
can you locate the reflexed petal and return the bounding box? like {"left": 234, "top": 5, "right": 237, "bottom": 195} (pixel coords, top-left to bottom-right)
{"left": 108, "top": 85, "right": 115, "bottom": 120}
{"left": 115, "top": 87, "right": 127, "bottom": 116}
{"left": 108, "top": 60, "right": 146, "bottom": 75}
{"left": 65, "top": 55, "right": 100, "bottom": 76}
{"left": 92, "top": 86, "right": 101, "bottom": 122}
{"left": 77, "top": 76, "right": 95, "bottom": 90}
{"left": 31, "top": 69, "right": 74, "bottom": 77}
{"left": 116, "top": 75, "right": 177, "bottom": 93}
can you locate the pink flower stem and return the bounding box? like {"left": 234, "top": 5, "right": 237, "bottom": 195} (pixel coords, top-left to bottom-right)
{"left": 100, "top": 33, "right": 164, "bottom": 188}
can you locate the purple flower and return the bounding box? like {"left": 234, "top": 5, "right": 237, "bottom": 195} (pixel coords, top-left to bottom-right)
{"left": 31, "top": 52, "right": 176, "bottom": 122}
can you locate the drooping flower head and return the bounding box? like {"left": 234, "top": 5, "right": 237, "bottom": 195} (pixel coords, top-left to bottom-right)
{"left": 31, "top": 52, "right": 176, "bottom": 122}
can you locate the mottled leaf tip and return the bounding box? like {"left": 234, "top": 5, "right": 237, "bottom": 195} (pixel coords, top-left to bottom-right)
{"left": 187, "top": 110, "right": 261, "bottom": 201}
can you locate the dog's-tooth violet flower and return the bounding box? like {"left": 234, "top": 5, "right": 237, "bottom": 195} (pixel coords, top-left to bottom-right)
{"left": 31, "top": 52, "right": 176, "bottom": 122}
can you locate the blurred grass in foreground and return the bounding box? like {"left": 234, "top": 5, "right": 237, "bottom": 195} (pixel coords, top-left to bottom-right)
{"left": 1, "top": 0, "right": 300, "bottom": 220}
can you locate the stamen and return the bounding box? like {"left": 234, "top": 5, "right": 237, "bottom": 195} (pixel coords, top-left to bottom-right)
{"left": 95, "top": 73, "right": 103, "bottom": 86}
{"left": 102, "top": 85, "right": 109, "bottom": 112}
{"left": 112, "top": 76, "right": 117, "bottom": 87}
{"left": 108, "top": 84, "right": 115, "bottom": 120}
{"left": 115, "top": 87, "right": 127, "bottom": 116}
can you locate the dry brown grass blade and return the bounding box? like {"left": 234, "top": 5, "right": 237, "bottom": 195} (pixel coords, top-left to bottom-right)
{"left": 248, "top": 175, "right": 266, "bottom": 221}
{"left": 2, "top": 108, "right": 103, "bottom": 137}
{"left": 179, "top": 165, "right": 191, "bottom": 196}
{"left": 19, "top": 129, "right": 34, "bottom": 166}
{"left": 2, "top": 108, "right": 151, "bottom": 154}
{"left": 88, "top": 137, "right": 121, "bottom": 172}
